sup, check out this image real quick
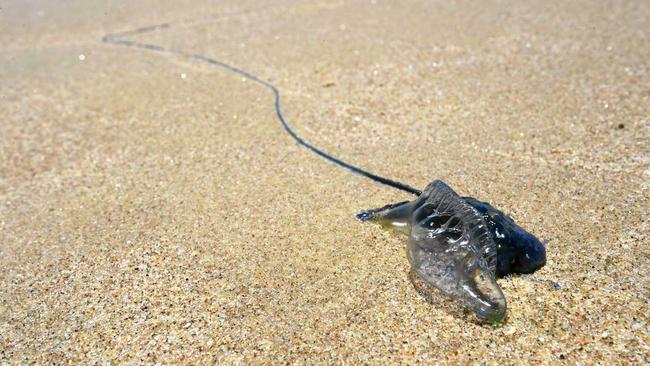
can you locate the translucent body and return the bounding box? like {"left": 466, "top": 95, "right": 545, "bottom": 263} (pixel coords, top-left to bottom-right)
{"left": 358, "top": 180, "right": 546, "bottom": 322}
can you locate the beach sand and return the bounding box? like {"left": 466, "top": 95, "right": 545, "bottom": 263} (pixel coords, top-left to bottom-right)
{"left": 1, "top": 0, "right": 648, "bottom": 364}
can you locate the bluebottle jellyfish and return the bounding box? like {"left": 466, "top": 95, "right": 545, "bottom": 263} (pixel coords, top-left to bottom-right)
{"left": 357, "top": 180, "right": 546, "bottom": 322}
{"left": 104, "top": 15, "right": 546, "bottom": 323}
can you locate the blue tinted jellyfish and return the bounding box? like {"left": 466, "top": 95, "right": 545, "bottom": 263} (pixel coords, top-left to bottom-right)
{"left": 357, "top": 180, "right": 546, "bottom": 323}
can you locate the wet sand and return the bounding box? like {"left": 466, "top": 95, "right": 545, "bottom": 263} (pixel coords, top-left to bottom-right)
{"left": 1, "top": 0, "right": 648, "bottom": 364}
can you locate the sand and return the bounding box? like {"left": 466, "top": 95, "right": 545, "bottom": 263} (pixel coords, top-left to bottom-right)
{"left": 1, "top": 0, "right": 648, "bottom": 364}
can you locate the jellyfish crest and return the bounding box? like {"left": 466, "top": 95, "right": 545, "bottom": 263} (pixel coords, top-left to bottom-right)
{"left": 407, "top": 180, "right": 506, "bottom": 322}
